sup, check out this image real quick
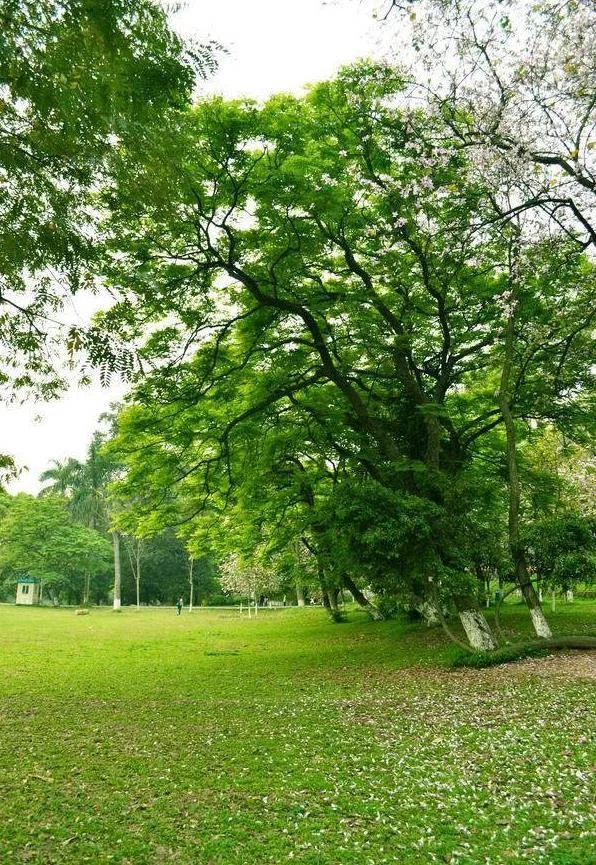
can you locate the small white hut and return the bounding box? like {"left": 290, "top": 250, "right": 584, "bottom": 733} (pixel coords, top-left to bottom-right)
{"left": 16, "top": 577, "right": 40, "bottom": 605}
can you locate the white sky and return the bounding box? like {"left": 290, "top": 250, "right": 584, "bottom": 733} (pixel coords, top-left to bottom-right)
{"left": 2, "top": 0, "right": 379, "bottom": 494}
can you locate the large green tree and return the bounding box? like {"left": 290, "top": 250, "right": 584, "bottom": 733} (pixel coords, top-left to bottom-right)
{"left": 100, "top": 65, "right": 500, "bottom": 646}
{"left": 102, "top": 64, "right": 593, "bottom": 648}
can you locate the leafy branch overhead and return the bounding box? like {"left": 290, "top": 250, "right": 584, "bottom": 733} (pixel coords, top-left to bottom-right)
{"left": 0, "top": 0, "right": 217, "bottom": 398}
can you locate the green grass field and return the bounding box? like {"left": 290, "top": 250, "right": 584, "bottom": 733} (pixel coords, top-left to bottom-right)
{"left": 0, "top": 602, "right": 594, "bottom": 865}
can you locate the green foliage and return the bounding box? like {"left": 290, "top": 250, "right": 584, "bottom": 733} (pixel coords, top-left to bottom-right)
{"left": 527, "top": 514, "right": 596, "bottom": 589}
{"left": 0, "top": 494, "right": 111, "bottom": 601}
{"left": 0, "top": 0, "right": 214, "bottom": 396}
{"left": 98, "top": 60, "right": 593, "bottom": 641}
{"left": 317, "top": 478, "right": 442, "bottom": 596}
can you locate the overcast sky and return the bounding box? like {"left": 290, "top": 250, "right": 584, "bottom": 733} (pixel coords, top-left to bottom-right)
{"left": 2, "top": 0, "right": 380, "bottom": 494}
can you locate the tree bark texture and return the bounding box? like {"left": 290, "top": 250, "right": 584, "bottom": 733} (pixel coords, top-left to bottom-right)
{"left": 457, "top": 607, "right": 498, "bottom": 651}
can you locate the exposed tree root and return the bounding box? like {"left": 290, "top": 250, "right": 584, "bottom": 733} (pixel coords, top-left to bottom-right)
{"left": 452, "top": 636, "right": 596, "bottom": 668}
{"left": 520, "top": 636, "right": 596, "bottom": 650}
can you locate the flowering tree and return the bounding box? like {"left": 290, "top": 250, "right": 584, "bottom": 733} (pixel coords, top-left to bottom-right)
{"left": 373, "top": 0, "right": 595, "bottom": 246}
{"left": 219, "top": 555, "right": 278, "bottom": 616}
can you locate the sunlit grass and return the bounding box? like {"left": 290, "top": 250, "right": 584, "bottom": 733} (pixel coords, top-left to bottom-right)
{"left": 0, "top": 602, "right": 594, "bottom": 864}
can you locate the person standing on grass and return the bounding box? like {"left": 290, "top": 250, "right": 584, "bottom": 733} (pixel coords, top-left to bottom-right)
{"left": 176, "top": 597, "right": 183, "bottom": 615}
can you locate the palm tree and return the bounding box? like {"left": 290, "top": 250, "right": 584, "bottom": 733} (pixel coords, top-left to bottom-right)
{"left": 39, "top": 458, "right": 84, "bottom": 498}
{"left": 39, "top": 429, "right": 123, "bottom": 609}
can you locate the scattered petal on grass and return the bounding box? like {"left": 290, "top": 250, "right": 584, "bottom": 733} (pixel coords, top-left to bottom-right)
{"left": 0, "top": 603, "right": 594, "bottom": 864}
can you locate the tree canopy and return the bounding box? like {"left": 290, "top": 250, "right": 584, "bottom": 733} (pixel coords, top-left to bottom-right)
{"left": 100, "top": 60, "right": 594, "bottom": 648}
{"left": 0, "top": 0, "right": 216, "bottom": 398}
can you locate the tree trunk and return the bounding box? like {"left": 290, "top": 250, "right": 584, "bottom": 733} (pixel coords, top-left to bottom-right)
{"left": 342, "top": 574, "right": 384, "bottom": 620}
{"left": 476, "top": 565, "right": 491, "bottom": 609}
{"left": 328, "top": 587, "right": 340, "bottom": 610}
{"left": 296, "top": 584, "right": 306, "bottom": 607}
{"left": 320, "top": 558, "right": 337, "bottom": 615}
{"left": 125, "top": 537, "right": 142, "bottom": 611}
{"left": 135, "top": 542, "right": 141, "bottom": 610}
{"left": 498, "top": 302, "right": 552, "bottom": 639}
{"left": 454, "top": 595, "right": 497, "bottom": 650}
{"left": 188, "top": 558, "right": 194, "bottom": 612}
{"left": 112, "top": 531, "right": 121, "bottom": 610}
{"left": 416, "top": 599, "right": 441, "bottom": 627}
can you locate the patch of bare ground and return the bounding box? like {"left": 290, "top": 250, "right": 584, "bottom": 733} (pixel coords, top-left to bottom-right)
{"left": 442, "top": 650, "right": 596, "bottom": 686}
{"left": 347, "top": 651, "right": 596, "bottom": 698}
{"left": 506, "top": 649, "right": 596, "bottom": 680}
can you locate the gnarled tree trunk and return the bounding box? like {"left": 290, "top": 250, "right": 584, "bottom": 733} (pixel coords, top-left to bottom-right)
{"left": 416, "top": 599, "right": 441, "bottom": 627}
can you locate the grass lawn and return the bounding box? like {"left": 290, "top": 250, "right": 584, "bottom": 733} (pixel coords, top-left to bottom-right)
{"left": 0, "top": 601, "right": 594, "bottom": 865}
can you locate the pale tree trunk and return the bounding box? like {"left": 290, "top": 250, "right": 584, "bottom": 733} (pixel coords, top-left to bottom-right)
{"left": 112, "top": 531, "right": 121, "bottom": 611}
{"left": 296, "top": 584, "right": 306, "bottom": 607}
{"left": 125, "top": 537, "right": 142, "bottom": 610}
{"left": 83, "top": 573, "right": 90, "bottom": 606}
{"left": 135, "top": 541, "right": 141, "bottom": 609}
{"left": 452, "top": 593, "right": 497, "bottom": 650}
{"left": 416, "top": 599, "right": 441, "bottom": 627}
{"left": 476, "top": 565, "right": 491, "bottom": 609}
{"left": 342, "top": 574, "right": 384, "bottom": 620}
{"left": 457, "top": 607, "right": 498, "bottom": 650}
{"left": 188, "top": 559, "right": 194, "bottom": 612}
{"left": 498, "top": 294, "right": 552, "bottom": 639}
